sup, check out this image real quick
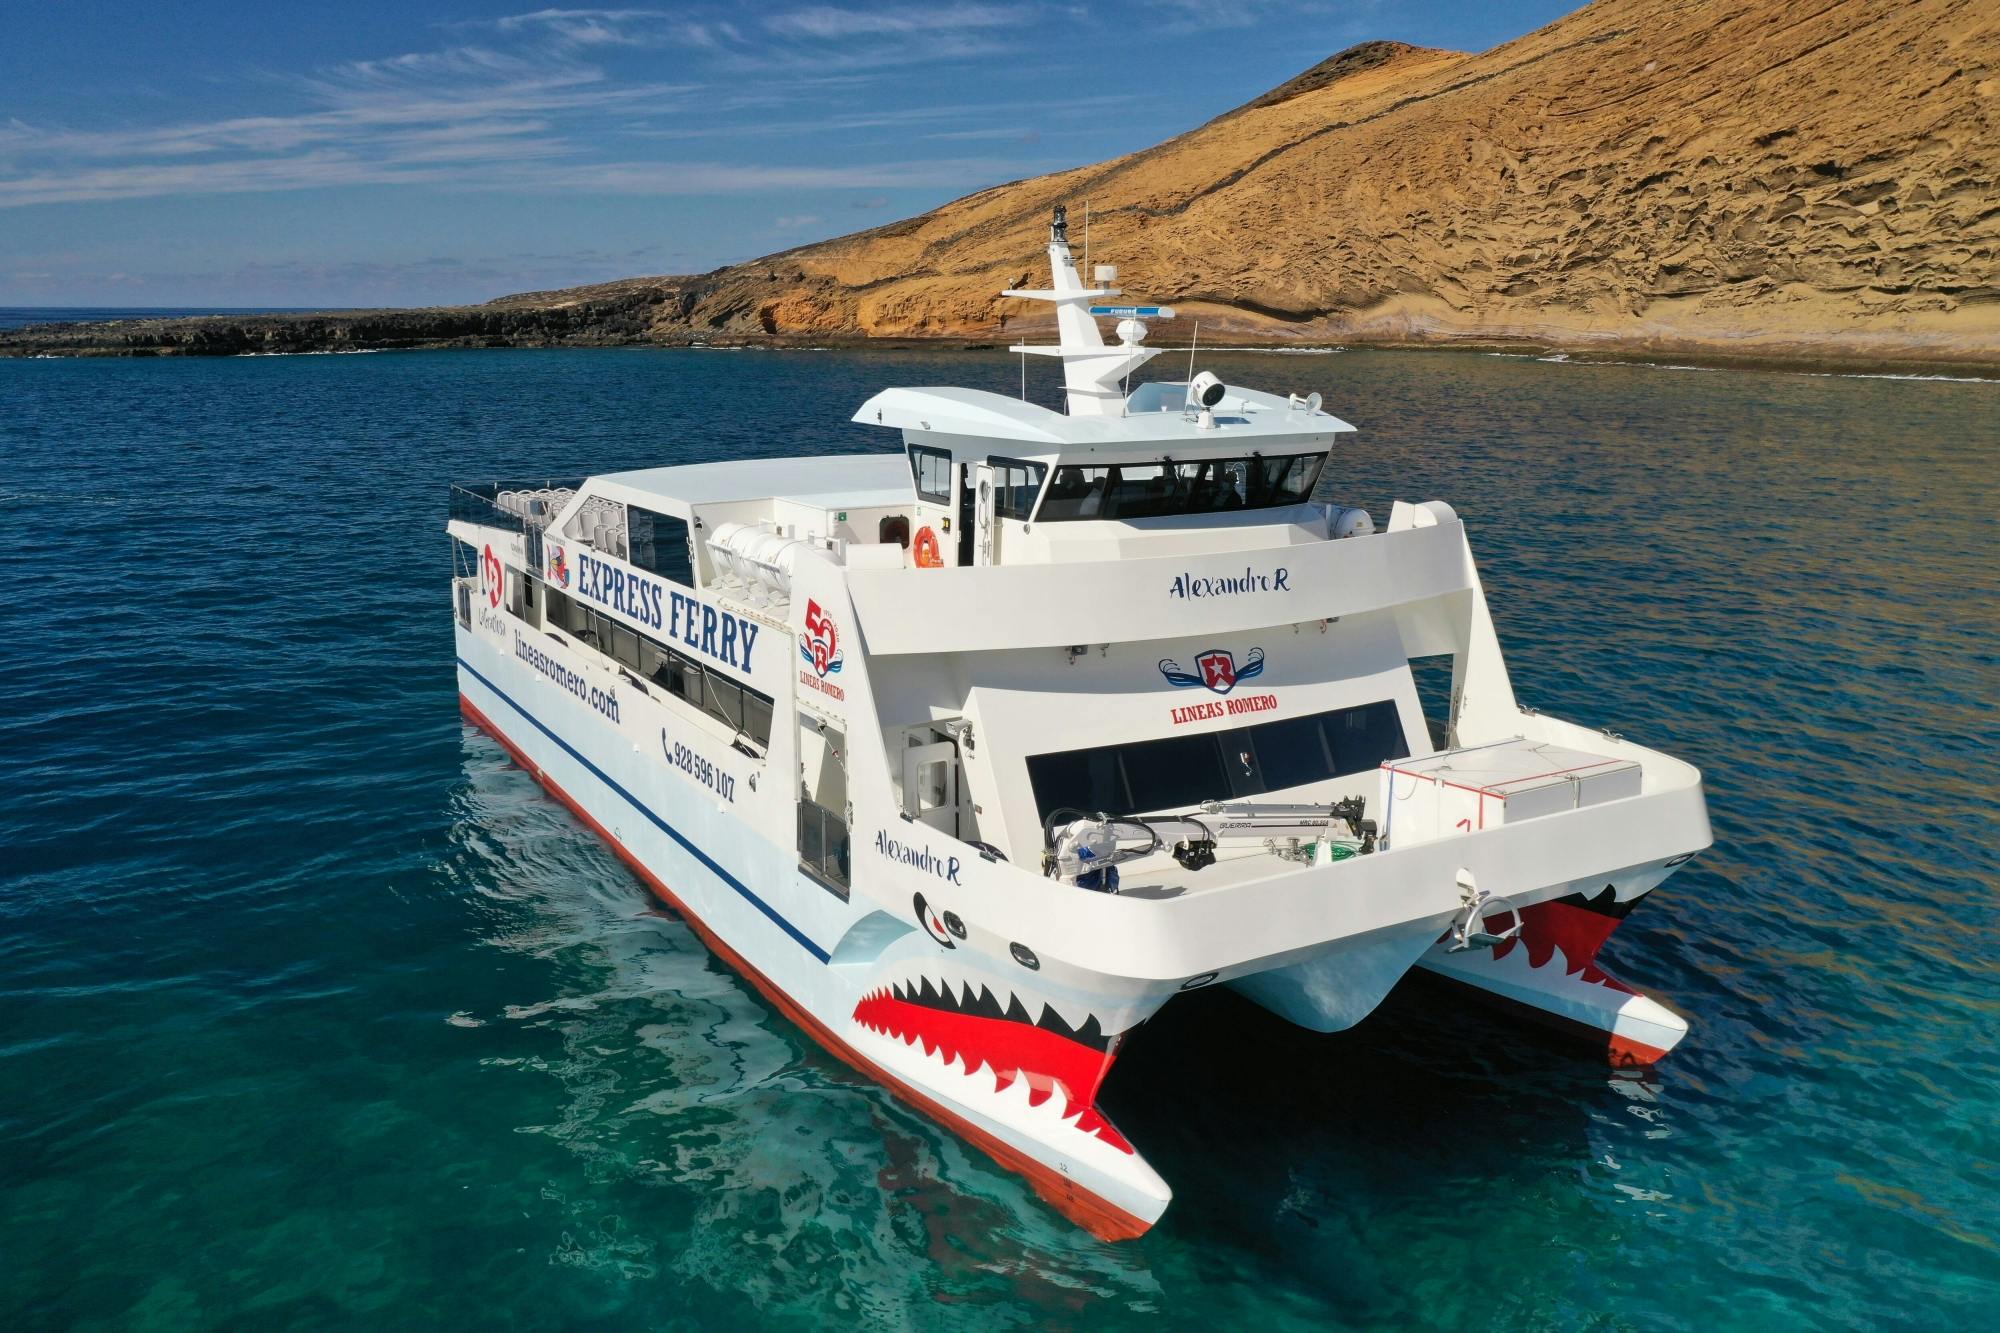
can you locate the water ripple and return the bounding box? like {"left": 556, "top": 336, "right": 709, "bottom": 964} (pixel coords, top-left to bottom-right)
{"left": 1, "top": 348, "right": 1994, "bottom": 1330}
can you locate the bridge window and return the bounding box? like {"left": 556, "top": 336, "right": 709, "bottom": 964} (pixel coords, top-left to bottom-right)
{"left": 1036, "top": 452, "right": 1327, "bottom": 521}
{"left": 1025, "top": 700, "right": 1406, "bottom": 825}
{"left": 908, "top": 446, "right": 953, "bottom": 504}
{"left": 988, "top": 457, "right": 1048, "bottom": 520}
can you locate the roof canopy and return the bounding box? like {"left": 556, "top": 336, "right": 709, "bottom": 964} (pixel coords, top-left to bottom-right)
{"left": 600, "top": 454, "right": 908, "bottom": 510}
{"left": 852, "top": 384, "right": 1354, "bottom": 457}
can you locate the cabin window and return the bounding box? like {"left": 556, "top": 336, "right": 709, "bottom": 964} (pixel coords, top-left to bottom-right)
{"left": 538, "top": 581, "right": 773, "bottom": 749}
{"left": 640, "top": 638, "right": 678, "bottom": 690}
{"left": 667, "top": 655, "right": 705, "bottom": 709}
{"left": 908, "top": 446, "right": 953, "bottom": 504}
{"left": 988, "top": 457, "right": 1048, "bottom": 521}
{"left": 545, "top": 586, "right": 594, "bottom": 638}
{"left": 628, "top": 506, "right": 694, "bottom": 585}
{"left": 1035, "top": 452, "right": 1328, "bottom": 521}
{"left": 1025, "top": 700, "right": 1407, "bottom": 825}
{"left": 743, "top": 691, "right": 775, "bottom": 749}
{"left": 706, "top": 671, "right": 747, "bottom": 732}
{"left": 605, "top": 617, "right": 643, "bottom": 673}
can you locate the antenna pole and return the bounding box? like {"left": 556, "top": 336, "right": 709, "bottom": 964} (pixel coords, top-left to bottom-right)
{"left": 1187, "top": 320, "right": 1199, "bottom": 383}
{"left": 1082, "top": 202, "right": 1090, "bottom": 280}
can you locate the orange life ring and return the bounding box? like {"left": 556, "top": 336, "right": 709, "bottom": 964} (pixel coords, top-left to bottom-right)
{"left": 913, "top": 525, "right": 944, "bottom": 568}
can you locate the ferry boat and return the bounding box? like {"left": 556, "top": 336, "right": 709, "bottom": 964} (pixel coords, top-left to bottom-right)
{"left": 447, "top": 208, "right": 1710, "bottom": 1239}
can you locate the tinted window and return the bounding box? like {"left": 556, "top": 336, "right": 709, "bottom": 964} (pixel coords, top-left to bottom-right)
{"left": 1037, "top": 453, "right": 1327, "bottom": 521}
{"left": 628, "top": 506, "right": 693, "bottom": 585}
{"left": 1123, "top": 732, "right": 1229, "bottom": 813}
{"left": 1325, "top": 700, "right": 1406, "bottom": 774}
{"left": 1023, "top": 747, "right": 1128, "bottom": 821}
{"left": 1243, "top": 712, "right": 1332, "bottom": 790}
{"left": 1026, "top": 700, "right": 1409, "bottom": 825}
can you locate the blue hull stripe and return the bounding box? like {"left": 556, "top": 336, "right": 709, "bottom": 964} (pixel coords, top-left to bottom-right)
{"left": 457, "top": 656, "right": 830, "bottom": 963}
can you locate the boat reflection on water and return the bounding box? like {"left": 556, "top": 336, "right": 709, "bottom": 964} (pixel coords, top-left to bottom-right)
{"left": 444, "top": 738, "right": 1169, "bottom": 1312}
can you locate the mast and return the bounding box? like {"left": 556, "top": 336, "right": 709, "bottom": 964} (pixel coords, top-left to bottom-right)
{"left": 1005, "top": 205, "right": 1171, "bottom": 416}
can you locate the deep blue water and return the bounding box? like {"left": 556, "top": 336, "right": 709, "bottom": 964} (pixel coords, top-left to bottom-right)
{"left": 1, "top": 347, "right": 1995, "bottom": 1331}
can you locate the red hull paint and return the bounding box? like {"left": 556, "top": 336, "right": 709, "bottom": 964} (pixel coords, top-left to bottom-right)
{"left": 1488, "top": 900, "right": 1635, "bottom": 996}
{"left": 1449, "top": 897, "right": 1675, "bottom": 1067}
{"left": 852, "top": 989, "right": 1132, "bottom": 1152}
{"left": 459, "top": 693, "right": 1154, "bottom": 1241}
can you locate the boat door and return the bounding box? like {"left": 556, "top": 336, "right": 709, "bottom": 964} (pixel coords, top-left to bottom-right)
{"left": 955, "top": 463, "right": 976, "bottom": 566}
{"left": 902, "top": 740, "right": 960, "bottom": 836}
{"left": 972, "top": 462, "right": 999, "bottom": 565}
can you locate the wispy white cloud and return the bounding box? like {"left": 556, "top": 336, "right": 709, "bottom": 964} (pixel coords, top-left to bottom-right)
{"left": 1146, "top": 0, "right": 1354, "bottom": 35}
{"left": 511, "top": 157, "right": 1026, "bottom": 195}
{"left": 924, "top": 127, "right": 1042, "bottom": 143}
{"left": 761, "top": 4, "right": 1018, "bottom": 40}
{"left": 0, "top": 2, "right": 1064, "bottom": 211}
{"left": 615, "top": 92, "right": 1136, "bottom": 142}
{"left": 476, "top": 8, "right": 745, "bottom": 51}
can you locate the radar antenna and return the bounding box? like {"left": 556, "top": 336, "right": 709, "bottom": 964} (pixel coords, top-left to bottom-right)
{"left": 1003, "top": 205, "right": 1170, "bottom": 416}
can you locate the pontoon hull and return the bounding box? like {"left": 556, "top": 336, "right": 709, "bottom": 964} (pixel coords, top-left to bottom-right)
{"left": 456, "top": 633, "right": 1174, "bottom": 1238}
{"left": 1415, "top": 891, "right": 1689, "bottom": 1066}
{"left": 1226, "top": 874, "right": 1693, "bottom": 1063}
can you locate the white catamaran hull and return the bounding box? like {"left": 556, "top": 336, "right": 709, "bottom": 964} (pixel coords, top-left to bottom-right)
{"left": 456, "top": 627, "right": 1178, "bottom": 1235}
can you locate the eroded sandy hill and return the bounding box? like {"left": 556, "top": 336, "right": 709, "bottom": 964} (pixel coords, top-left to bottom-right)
{"left": 6, "top": 0, "right": 1994, "bottom": 364}
{"left": 630, "top": 0, "right": 2000, "bottom": 363}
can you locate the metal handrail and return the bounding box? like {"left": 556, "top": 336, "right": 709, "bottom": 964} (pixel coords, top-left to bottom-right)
{"left": 448, "top": 478, "right": 587, "bottom": 531}
{"left": 451, "top": 478, "right": 586, "bottom": 578}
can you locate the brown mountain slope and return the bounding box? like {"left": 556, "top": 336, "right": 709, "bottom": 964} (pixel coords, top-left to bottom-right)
{"left": 5, "top": 0, "right": 1994, "bottom": 363}
{"left": 632, "top": 0, "right": 2000, "bottom": 363}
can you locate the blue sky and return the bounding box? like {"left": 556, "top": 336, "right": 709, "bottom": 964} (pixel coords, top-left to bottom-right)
{"left": 0, "top": 2, "right": 1574, "bottom": 307}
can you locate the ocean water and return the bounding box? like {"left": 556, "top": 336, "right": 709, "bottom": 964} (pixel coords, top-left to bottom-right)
{"left": 1, "top": 347, "right": 1994, "bottom": 1331}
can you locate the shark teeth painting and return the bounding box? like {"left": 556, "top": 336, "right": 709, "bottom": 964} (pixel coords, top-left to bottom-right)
{"left": 852, "top": 976, "right": 1131, "bottom": 1152}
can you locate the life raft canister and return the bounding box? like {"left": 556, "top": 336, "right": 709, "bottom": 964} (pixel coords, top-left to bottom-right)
{"left": 913, "top": 525, "right": 944, "bottom": 568}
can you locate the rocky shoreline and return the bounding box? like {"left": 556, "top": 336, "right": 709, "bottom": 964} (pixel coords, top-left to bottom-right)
{"left": 5, "top": 301, "right": 1993, "bottom": 379}
{"left": 0, "top": 288, "right": 685, "bottom": 357}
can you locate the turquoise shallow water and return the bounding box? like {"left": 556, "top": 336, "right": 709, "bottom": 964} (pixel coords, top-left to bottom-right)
{"left": 1, "top": 347, "right": 1995, "bottom": 1331}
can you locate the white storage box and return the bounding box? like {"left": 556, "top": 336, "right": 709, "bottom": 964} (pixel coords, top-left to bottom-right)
{"left": 1380, "top": 738, "right": 1642, "bottom": 849}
